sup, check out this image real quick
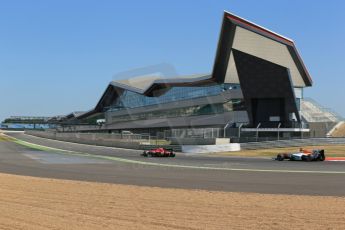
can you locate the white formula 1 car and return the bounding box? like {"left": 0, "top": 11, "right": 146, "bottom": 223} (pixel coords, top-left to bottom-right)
{"left": 275, "top": 149, "right": 325, "bottom": 162}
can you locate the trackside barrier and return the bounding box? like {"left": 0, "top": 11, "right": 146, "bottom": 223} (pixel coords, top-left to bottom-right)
{"left": 25, "top": 130, "right": 182, "bottom": 151}
{"left": 140, "top": 145, "right": 182, "bottom": 152}
{"left": 240, "top": 138, "right": 345, "bottom": 150}
{"left": 25, "top": 131, "right": 345, "bottom": 152}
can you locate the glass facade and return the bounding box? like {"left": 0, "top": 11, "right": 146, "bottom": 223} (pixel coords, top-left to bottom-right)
{"left": 110, "top": 99, "right": 245, "bottom": 123}
{"left": 107, "top": 83, "right": 240, "bottom": 112}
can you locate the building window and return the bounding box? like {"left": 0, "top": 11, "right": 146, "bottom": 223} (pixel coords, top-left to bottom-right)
{"left": 110, "top": 99, "right": 245, "bottom": 123}
{"left": 107, "top": 83, "right": 242, "bottom": 112}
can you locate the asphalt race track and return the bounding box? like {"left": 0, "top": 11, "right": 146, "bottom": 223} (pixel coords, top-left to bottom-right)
{"left": 1, "top": 132, "right": 345, "bottom": 196}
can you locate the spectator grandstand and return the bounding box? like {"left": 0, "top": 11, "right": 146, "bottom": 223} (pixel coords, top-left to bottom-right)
{"left": 301, "top": 98, "right": 342, "bottom": 123}
{"left": 301, "top": 98, "right": 344, "bottom": 137}
{"left": 1, "top": 116, "right": 53, "bottom": 130}
{"left": 327, "top": 121, "right": 345, "bottom": 137}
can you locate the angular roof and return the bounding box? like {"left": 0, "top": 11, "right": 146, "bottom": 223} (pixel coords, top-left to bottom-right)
{"left": 110, "top": 73, "right": 212, "bottom": 94}
{"left": 79, "top": 11, "right": 313, "bottom": 119}
{"left": 76, "top": 74, "right": 212, "bottom": 119}
{"left": 63, "top": 111, "right": 87, "bottom": 120}
{"left": 213, "top": 11, "right": 312, "bottom": 87}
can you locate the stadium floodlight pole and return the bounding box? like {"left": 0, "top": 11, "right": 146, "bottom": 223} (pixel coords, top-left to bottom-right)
{"left": 277, "top": 123, "right": 282, "bottom": 141}
{"left": 256, "top": 123, "right": 261, "bottom": 142}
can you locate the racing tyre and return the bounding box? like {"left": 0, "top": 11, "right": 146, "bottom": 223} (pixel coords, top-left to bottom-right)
{"left": 276, "top": 155, "right": 284, "bottom": 161}
{"left": 307, "top": 155, "right": 312, "bottom": 162}
{"left": 302, "top": 155, "right": 312, "bottom": 162}
{"left": 319, "top": 152, "right": 325, "bottom": 161}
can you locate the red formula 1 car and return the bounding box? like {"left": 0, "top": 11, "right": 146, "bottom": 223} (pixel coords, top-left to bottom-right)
{"left": 141, "top": 148, "right": 175, "bottom": 157}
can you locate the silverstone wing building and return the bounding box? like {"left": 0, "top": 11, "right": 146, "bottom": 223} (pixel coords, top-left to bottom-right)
{"left": 76, "top": 11, "right": 312, "bottom": 138}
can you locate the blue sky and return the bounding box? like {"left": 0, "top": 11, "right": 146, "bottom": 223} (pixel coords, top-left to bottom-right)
{"left": 1, "top": 0, "right": 345, "bottom": 121}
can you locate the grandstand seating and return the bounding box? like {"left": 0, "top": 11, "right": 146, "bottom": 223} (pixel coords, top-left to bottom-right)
{"left": 328, "top": 121, "right": 345, "bottom": 137}
{"left": 301, "top": 98, "right": 342, "bottom": 123}
{"left": 300, "top": 98, "right": 343, "bottom": 137}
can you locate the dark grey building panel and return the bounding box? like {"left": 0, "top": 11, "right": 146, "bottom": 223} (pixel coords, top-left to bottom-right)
{"left": 232, "top": 49, "right": 299, "bottom": 128}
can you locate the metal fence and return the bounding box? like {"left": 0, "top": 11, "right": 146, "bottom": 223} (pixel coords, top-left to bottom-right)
{"left": 240, "top": 137, "right": 345, "bottom": 150}
{"left": 168, "top": 128, "right": 222, "bottom": 138}
{"left": 26, "top": 130, "right": 171, "bottom": 146}
{"left": 231, "top": 136, "right": 308, "bottom": 143}
{"left": 26, "top": 130, "right": 180, "bottom": 150}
